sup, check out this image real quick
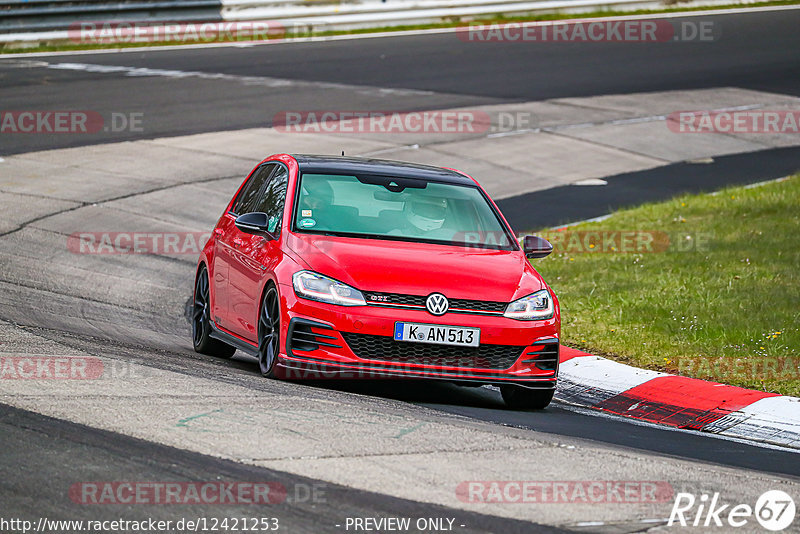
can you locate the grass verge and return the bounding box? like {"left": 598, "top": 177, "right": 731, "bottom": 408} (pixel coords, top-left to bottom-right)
{"left": 533, "top": 175, "right": 800, "bottom": 396}
{"left": 2, "top": 0, "right": 799, "bottom": 54}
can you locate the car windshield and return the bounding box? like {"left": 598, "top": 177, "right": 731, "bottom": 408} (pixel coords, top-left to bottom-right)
{"left": 293, "top": 173, "right": 516, "bottom": 250}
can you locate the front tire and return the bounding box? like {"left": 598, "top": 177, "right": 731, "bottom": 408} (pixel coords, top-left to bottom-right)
{"left": 258, "top": 286, "right": 281, "bottom": 378}
{"left": 192, "top": 266, "right": 236, "bottom": 358}
{"left": 500, "top": 385, "right": 554, "bottom": 410}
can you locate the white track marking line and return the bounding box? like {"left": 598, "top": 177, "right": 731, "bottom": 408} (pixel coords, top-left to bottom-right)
{"left": 46, "top": 61, "right": 435, "bottom": 97}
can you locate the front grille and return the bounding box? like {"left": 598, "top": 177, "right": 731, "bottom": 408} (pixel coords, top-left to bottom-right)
{"left": 364, "top": 292, "right": 426, "bottom": 307}
{"left": 363, "top": 292, "right": 506, "bottom": 314}
{"left": 449, "top": 298, "right": 506, "bottom": 313}
{"left": 341, "top": 332, "right": 524, "bottom": 370}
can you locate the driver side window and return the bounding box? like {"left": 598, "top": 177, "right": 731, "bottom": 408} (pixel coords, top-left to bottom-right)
{"left": 252, "top": 166, "right": 289, "bottom": 236}
{"left": 232, "top": 163, "right": 276, "bottom": 216}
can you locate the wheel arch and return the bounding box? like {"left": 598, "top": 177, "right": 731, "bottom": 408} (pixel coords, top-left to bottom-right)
{"left": 257, "top": 278, "right": 282, "bottom": 351}
{"left": 195, "top": 260, "right": 211, "bottom": 309}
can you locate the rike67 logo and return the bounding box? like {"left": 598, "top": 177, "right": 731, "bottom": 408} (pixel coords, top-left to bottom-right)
{"left": 669, "top": 490, "right": 795, "bottom": 531}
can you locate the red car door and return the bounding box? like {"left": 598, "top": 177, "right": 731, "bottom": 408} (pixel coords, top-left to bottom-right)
{"left": 226, "top": 164, "right": 289, "bottom": 342}
{"left": 212, "top": 163, "right": 276, "bottom": 336}
{"left": 211, "top": 214, "right": 234, "bottom": 327}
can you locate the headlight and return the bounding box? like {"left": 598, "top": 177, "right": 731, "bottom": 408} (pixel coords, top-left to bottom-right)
{"left": 504, "top": 289, "right": 554, "bottom": 320}
{"left": 292, "top": 271, "right": 366, "bottom": 306}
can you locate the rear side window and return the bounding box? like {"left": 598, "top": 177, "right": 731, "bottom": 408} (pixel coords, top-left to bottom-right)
{"left": 232, "top": 163, "right": 276, "bottom": 215}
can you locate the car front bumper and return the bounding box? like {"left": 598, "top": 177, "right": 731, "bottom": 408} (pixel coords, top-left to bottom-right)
{"left": 276, "top": 285, "right": 560, "bottom": 387}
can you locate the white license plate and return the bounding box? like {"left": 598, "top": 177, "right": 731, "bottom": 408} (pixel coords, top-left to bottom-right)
{"left": 393, "top": 322, "right": 480, "bottom": 347}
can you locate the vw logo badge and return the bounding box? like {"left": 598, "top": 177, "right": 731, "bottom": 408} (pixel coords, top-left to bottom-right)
{"left": 426, "top": 293, "right": 449, "bottom": 316}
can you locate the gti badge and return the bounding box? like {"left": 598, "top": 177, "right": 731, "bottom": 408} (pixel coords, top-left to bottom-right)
{"left": 426, "top": 293, "right": 449, "bottom": 316}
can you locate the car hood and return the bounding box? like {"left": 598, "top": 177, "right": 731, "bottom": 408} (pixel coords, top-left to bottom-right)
{"left": 285, "top": 233, "right": 545, "bottom": 302}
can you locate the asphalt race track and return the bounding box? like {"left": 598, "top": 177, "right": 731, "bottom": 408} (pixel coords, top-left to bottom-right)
{"left": 0, "top": 403, "right": 561, "bottom": 534}
{"left": 1, "top": 9, "right": 799, "bottom": 155}
{"left": 1, "top": 7, "right": 800, "bottom": 533}
{"left": 498, "top": 145, "right": 800, "bottom": 229}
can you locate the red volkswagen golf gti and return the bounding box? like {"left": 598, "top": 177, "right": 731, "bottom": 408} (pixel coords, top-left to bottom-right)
{"left": 192, "top": 154, "right": 560, "bottom": 409}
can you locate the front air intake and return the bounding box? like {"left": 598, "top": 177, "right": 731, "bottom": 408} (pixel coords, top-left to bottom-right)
{"left": 521, "top": 341, "right": 559, "bottom": 372}
{"left": 287, "top": 319, "right": 341, "bottom": 352}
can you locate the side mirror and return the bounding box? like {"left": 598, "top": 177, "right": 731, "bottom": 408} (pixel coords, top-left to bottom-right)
{"left": 235, "top": 212, "right": 275, "bottom": 236}
{"left": 523, "top": 235, "right": 553, "bottom": 259}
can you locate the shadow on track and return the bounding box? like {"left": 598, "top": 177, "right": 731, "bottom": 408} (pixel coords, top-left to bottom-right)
{"left": 285, "top": 377, "right": 800, "bottom": 479}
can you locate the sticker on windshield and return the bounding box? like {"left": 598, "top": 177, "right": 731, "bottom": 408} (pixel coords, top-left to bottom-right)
{"left": 301, "top": 209, "right": 312, "bottom": 217}
{"left": 299, "top": 218, "right": 316, "bottom": 229}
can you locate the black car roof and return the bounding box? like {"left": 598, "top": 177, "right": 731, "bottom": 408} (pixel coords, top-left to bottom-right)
{"left": 290, "top": 154, "right": 475, "bottom": 185}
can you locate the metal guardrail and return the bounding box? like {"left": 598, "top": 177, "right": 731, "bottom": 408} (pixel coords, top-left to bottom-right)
{"left": 0, "top": 0, "right": 223, "bottom": 33}
{"left": 0, "top": 0, "right": 765, "bottom": 40}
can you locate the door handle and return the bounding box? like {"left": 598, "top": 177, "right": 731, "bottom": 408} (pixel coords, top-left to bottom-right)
{"left": 232, "top": 237, "right": 244, "bottom": 247}
{"left": 214, "top": 228, "right": 224, "bottom": 236}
